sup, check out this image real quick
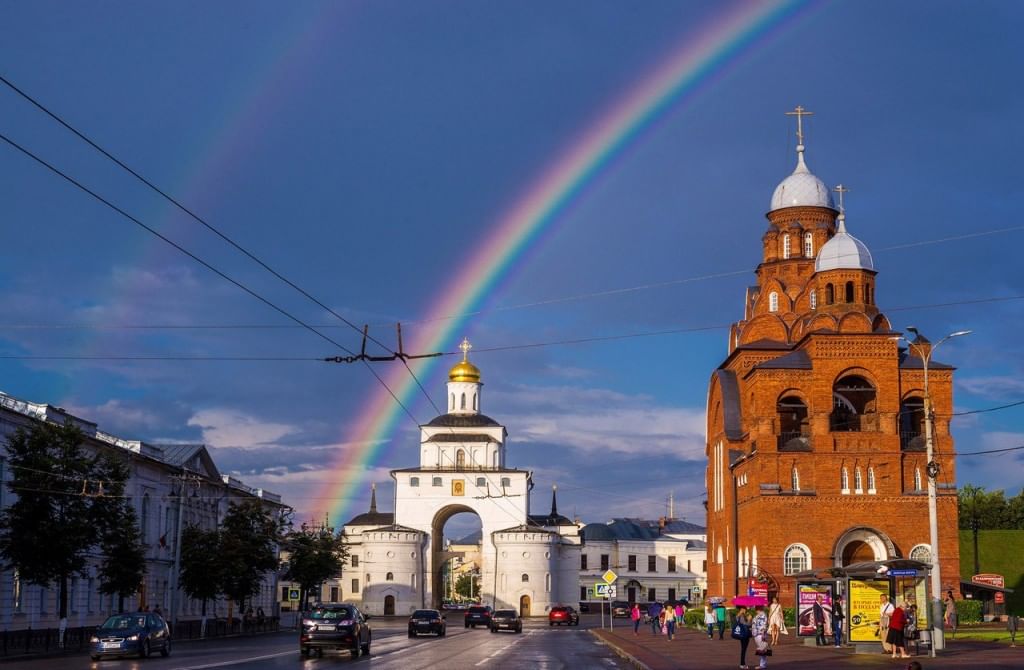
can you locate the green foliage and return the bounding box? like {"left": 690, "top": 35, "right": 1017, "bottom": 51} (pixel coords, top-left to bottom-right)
{"left": 958, "top": 484, "right": 1024, "bottom": 530}
{"left": 683, "top": 607, "right": 705, "bottom": 629}
{"left": 179, "top": 525, "right": 222, "bottom": 615}
{"left": 281, "top": 523, "right": 347, "bottom": 605}
{"left": 0, "top": 422, "right": 137, "bottom": 620}
{"left": 956, "top": 598, "right": 983, "bottom": 624}
{"left": 959, "top": 529, "right": 1024, "bottom": 614}
{"left": 218, "top": 500, "right": 286, "bottom": 608}
{"left": 454, "top": 572, "right": 479, "bottom": 600}
{"left": 93, "top": 453, "right": 145, "bottom": 608}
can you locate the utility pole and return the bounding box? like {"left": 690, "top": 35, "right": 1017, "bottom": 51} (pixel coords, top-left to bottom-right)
{"left": 168, "top": 470, "right": 203, "bottom": 630}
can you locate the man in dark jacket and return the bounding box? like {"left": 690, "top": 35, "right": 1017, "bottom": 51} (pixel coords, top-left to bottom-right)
{"left": 813, "top": 594, "right": 828, "bottom": 646}
{"left": 649, "top": 601, "right": 662, "bottom": 634}
{"left": 832, "top": 596, "right": 845, "bottom": 647}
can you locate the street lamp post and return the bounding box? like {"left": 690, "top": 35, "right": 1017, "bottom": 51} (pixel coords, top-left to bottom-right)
{"left": 904, "top": 327, "right": 971, "bottom": 656}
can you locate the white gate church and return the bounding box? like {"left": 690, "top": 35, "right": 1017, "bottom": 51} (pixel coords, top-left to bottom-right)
{"left": 342, "top": 340, "right": 581, "bottom": 616}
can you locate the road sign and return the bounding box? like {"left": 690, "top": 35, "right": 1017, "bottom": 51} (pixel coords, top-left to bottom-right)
{"left": 889, "top": 569, "right": 918, "bottom": 577}
{"left": 595, "top": 583, "right": 611, "bottom": 598}
{"left": 602, "top": 569, "right": 618, "bottom": 585}
{"left": 288, "top": 588, "right": 300, "bottom": 601}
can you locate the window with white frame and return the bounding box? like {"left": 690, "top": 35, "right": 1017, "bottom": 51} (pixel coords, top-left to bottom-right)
{"left": 783, "top": 544, "right": 810, "bottom": 575}
{"left": 809, "top": 290, "right": 817, "bottom": 309}
{"left": 855, "top": 468, "right": 863, "bottom": 493}
{"left": 783, "top": 235, "right": 791, "bottom": 259}
{"left": 914, "top": 468, "right": 922, "bottom": 491}
{"left": 769, "top": 291, "right": 779, "bottom": 312}
{"left": 410, "top": 477, "right": 419, "bottom": 487}
{"left": 841, "top": 467, "right": 849, "bottom": 493}
{"left": 867, "top": 467, "right": 876, "bottom": 494}
{"left": 909, "top": 544, "right": 932, "bottom": 564}
{"left": 804, "top": 232, "right": 814, "bottom": 257}
{"left": 432, "top": 477, "right": 442, "bottom": 487}
{"left": 791, "top": 466, "right": 800, "bottom": 491}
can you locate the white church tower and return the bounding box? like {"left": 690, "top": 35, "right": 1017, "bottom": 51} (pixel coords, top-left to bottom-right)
{"left": 342, "top": 339, "right": 580, "bottom": 617}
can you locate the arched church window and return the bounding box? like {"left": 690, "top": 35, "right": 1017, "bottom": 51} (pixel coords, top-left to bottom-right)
{"left": 809, "top": 290, "right": 817, "bottom": 309}
{"left": 831, "top": 375, "right": 877, "bottom": 432}
{"left": 900, "top": 396, "right": 925, "bottom": 450}
{"left": 804, "top": 232, "right": 814, "bottom": 257}
{"left": 914, "top": 468, "right": 922, "bottom": 491}
{"left": 141, "top": 493, "right": 150, "bottom": 544}
{"left": 473, "top": 393, "right": 477, "bottom": 411}
{"left": 783, "top": 544, "right": 810, "bottom": 575}
{"left": 825, "top": 283, "right": 834, "bottom": 305}
{"left": 521, "top": 573, "right": 529, "bottom": 583}
{"left": 855, "top": 468, "right": 863, "bottom": 493}
{"left": 545, "top": 573, "right": 551, "bottom": 592}
{"left": 777, "top": 395, "right": 809, "bottom": 447}
{"left": 461, "top": 393, "right": 466, "bottom": 410}
{"left": 450, "top": 393, "right": 455, "bottom": 411}
{"left": 769, "top": 291, "right": 779, "bottom": 312}
{"left": 909, "top": 544, "right": 932, "bottom": 564}
{"left": 410, "top": 477, "right": 419, "bottom": 487}
{"left": 867, "top": 467, "right": 876, "bottom": 493}
{"left": 791, "top": 466, "right": 800, "bottom": 492}
{"left": 845, "top": 281, "right": 854, "bottom": 303}
{"left": 476, "top": 477, "right": 486, "bottom": 487}
{"left": 432, "top": 477, "right": 442, "bottom": 487}
{"left": 782, "top": 235, "right": 791, "bottom": 259}
{"left": 386, "top": 572, "right": 394, "bottom": 581}
{"left": 841, "top": 467, "right": 849, "bottom": 493}
{"left": 500, "top": 477, "right": 510, "bottom": 488}
{"left": 456, "top": 450, "right": 465, "bottom": 468}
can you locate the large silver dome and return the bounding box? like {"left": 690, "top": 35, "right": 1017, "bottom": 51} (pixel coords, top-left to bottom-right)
{"left": 770, "top": 148, "right": 834, "bottom": 211}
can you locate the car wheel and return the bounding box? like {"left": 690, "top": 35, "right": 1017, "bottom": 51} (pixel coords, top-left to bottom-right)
{"left": 350, "top": 645, "right": 360, "bottom": 659}
{"left": 301, "top": 647, "right": 311, "bottom": 657}
{"left": 161, "top": 639, "right": 171, "bottom": 657}
{"left": 549, "top": 621, "right": 553, "bottom": 627}
{"left": 409, "top": 630, "right": 415, "bottom": 638}
{"left": 139, "top": 640, "right": 150, "bottom": 659}
{"left": 91, "top": 655, "right": 100, "bottom": 661}
{"left": 362, "top": 633, "right": 371, "bottom": 655}
{"left": 490, "top": 627, "right": 496, "bottom": 633}
{"left": 439, "top": 628, "right": 446, "bottom": 637}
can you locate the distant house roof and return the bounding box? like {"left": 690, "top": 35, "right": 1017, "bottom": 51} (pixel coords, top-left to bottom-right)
{"left": 346, "top": 485, "right": 395, "bottom": 527}
{"left": 425, "top": 413, "right": 502, "bottom": 428}
{"left": 582, "top": 517, "right": 707, "bottom": 543}
{"left": 159, "top": 443, "right": 221, "bottom": 479}
{"left": 661, "top": 519, "right": 707, "bottom": 535}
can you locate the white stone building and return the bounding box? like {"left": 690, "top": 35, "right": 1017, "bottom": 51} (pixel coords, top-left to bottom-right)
{"left": 341, "top": 341, "right": 582, "bottom": 617}
{"left": 0, "top": 390, "right": 286, "bottom": 631}
{"left": 579, "top": 518, "right": 707, "bottom": 606}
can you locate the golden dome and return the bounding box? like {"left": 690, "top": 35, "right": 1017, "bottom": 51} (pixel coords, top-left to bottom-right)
{"left": 449, "top": 337, "right": 481, "bottom": 383}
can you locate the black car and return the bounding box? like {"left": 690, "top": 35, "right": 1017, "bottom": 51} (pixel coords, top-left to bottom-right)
{"left": 464, "top": 605, "right": 493, "bottom": 628}
{"left": 408, "top": 609, "right": 446, "bottom": 637}
{"left": 300, "top": 603, "right": 372, "bottom": 658}
{"left": 90, "top": 612, "right": 171, "bottom": 660}
{"left": 489, "top": 609, "right": 522, "bottom": 633}
{"left": 578, "top": 601, "right": 591, "bottom": 613}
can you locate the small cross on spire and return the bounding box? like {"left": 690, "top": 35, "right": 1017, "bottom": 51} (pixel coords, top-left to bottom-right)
{"left": 833, "top": 184, "right": 850, "bottom": 213}
{"left": 785, "top": 105, "right": 814, "bottom": 146}
{"left": 459, "top": 337, "right": 472, "bottom": 362}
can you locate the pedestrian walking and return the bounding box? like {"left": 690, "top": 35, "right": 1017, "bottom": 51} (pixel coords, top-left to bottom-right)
{"left": 733, "top": 605, "right": 753, "bottom": 670}
{"left": 944, "top": 590, "right": 958, "bottom": 639}
{"left": 886, "top": 601, "right": 910, "bottom": 659}
{"left": 675, "top": 602, "right": 685, "bottom": 628}
{"left": 715, "top": 602, "right": 728, "bottom": 639}
{"left": 767, "top": 596, "right": 786, "bottom": 646}
{"left": 649, "top": 601, "right": 662, "bottom": 634}
{"left": 630, "top": 602, "right": 641, "bottom": 636}
{"left": 664, "top": 602, "right": 676, "bottom": 640}
{"left": 879, "top": 594, "right": 895, "bottom": 654}
{"left": 832, "top": 596, "right": 845, "bottom": 647}
{"left": 752, "top": 605, "right": 770, "bottom": 669}
{"left": 704, "top": 603, "right": 716, "bottom": 639}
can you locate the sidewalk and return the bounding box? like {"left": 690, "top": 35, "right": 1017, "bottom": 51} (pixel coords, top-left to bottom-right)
{"left": 591, "top": 623, "right": 1024, "bottom": 669}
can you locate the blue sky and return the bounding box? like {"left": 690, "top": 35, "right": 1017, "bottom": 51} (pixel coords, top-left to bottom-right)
{"left": 1, "top": 1, "right": 1022, "bottom": 535}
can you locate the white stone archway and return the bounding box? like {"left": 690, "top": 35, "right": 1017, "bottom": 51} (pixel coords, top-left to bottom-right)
{"left": 832, "top": 526, "right": 896, "bottom": 566}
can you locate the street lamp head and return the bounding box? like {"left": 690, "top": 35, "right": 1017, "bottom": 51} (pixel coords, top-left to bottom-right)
{"left": 949, "top": 330, "right": 973, "bottom": 339}
{"left": 906, "top": 326, "right": 920, "bottom": 337}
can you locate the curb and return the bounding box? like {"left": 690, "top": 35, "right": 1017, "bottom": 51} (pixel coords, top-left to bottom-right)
{"left": 588, "top": 629, "right": 652, "bottom": 670}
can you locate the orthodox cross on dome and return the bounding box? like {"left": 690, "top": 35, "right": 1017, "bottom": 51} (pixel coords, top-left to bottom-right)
{"left": 833, "top": 184, "right": 850, "bottom": 212}
{"left": 785, "top": 105, "right": 814, "bottom": 146}
{"left": 459, "top": 337, "right": 473, "bottom": 362}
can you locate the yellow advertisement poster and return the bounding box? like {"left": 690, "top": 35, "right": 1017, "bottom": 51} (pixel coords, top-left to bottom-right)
{"left": 895, "top": 576, "right": 928, "bottom": 628}
{"left": 848, "top": 579, "right": 890, "bottom": 642}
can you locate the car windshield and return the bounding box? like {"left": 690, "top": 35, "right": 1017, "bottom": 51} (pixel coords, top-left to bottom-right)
{"left": 101, "top": 615, "right": 146, "bottom": 629}
{"left": 412, "top": 610, "right": 439, "bottom": 618}
{"left": 309, "top": 607, "right": 354, "bottom": 620}
{"left": 552, "top": 607, "right": 567, "bottom": 612}
{"left": 494, "top": 610, "right": 517, "bottom": 617}
{"left": 468, "top": 607, "right": 489, "bottom": 614}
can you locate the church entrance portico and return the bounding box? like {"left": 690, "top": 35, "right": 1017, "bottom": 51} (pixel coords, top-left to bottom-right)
{"left": 833, "top": 527, "right": 895, "bottom": 566}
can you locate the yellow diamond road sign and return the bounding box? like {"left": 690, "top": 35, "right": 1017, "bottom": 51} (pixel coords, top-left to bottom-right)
{"left": 602, "top": 569, "right": 618, "bottom": 585}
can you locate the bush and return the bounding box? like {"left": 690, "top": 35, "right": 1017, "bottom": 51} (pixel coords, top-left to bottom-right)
{"left": 684, "top": 608, "right": 706, "bottom": 629}
{"left": 956, "top": 599, "right": 983, "bottom": 625}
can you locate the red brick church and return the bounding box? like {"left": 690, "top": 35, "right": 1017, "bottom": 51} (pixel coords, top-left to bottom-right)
{"left": 704, "top": 108, "right": 960, "bottom": 602}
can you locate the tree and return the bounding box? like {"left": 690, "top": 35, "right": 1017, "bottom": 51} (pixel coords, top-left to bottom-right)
{"left": 180, "top": 525, "right": 222, "bottom": 636}
{"left": 218, "top": 500, "right": 286, "bottom": 620}
{"left": 0, "top": 421, "right": 135, "bottom": 644}
{"left": 281, "top": 523, "right": 348, "bottom": 607}
{"left": 93, "top": 453, "right": 146, "bottom": 613}
{"left": 454, "top": 571, "right": 479, "bottom": 600}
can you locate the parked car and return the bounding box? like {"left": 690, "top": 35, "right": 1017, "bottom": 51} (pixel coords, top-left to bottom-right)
{"left": 408, "top": 609, "right": 446, "bottom": 637}
{"left": 578, "top": 601, "right": 591, "bottom": 613}
{"left": 300, "top": 603, "right": 372, "bottom": 658}
{"left": 549, "top": 605, "right": 580, "bottom": 626}
{"left": 464, "top": 605, "right": 493, "bottom": 628}
{"left": 611, "top": 600, "right": 630, "bottom": 617}
{"left": 90, "top": 612, "right": 171, "bottom": 660}
{"left": 490, "top": 609, "right": 522, "bottom": 633}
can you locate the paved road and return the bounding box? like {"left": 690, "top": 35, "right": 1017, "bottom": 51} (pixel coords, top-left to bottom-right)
{"left": 23, "top": 616, "right": 630, "bottom": 670}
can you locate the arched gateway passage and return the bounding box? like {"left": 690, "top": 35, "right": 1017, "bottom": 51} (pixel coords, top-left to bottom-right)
{"left": 431, "top": 504, "right": 483, "bottom": 609}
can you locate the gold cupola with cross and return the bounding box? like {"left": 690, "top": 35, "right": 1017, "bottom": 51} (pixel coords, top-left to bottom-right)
{"left": 447, "top": 337, "right": 482, "bottom": 414}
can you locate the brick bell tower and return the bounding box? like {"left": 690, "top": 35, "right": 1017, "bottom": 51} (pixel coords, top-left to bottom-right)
{"left": 704, "top": 107, "right": 960, "bottom": 603}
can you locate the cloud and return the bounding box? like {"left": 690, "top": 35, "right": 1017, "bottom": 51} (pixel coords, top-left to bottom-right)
{"left": 62, "top": 398, "right": 167, "bottom": 433}
{"left": 956, "top": 375, "right": 1024, "bottom": 400}
{"left": 957, "top": 431, "right": 1024, "bottom": 495}
{"left": 187, "top": 408, "right": 296, "bottom": 448}
{"left": 489, "top": 384, "right": 706, "bottom": 459}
